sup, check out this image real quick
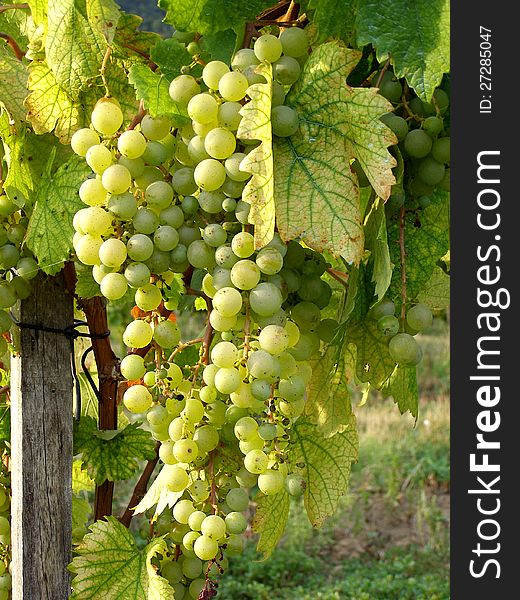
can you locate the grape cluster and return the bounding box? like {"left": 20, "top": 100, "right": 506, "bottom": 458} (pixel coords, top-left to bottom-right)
{"left": 370, "top": 69, "right": 450, "bottom": 214}
{"left": 370, "top": 299, "right": 433, "bottom": 366}
{"left": 0, "top": 464, "right": 11, "bottom": 598}
{"left": 70, "top": 29, "right": 328, "bottom": 597}
{"left": 0, "top": 188, "right": 39, "bottom": 343}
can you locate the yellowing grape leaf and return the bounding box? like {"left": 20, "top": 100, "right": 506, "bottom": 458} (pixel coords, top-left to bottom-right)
{"left": 70, "top": 517, "right": 174, "bottom": 600}
{"left": 382, "top": 364, "right": 419, "bottom": 418}
{"left": 133, "top": 464, "right": 185, "bottom": 520}
{"left": 237, "top": 62, "right": 275, "bottom": 249}
{"left": 275, "top": 42, "right": 396, "bottom": 264}
{"left": 364, "top": 197, "right": 393, "bottom": 301}
{"left": 291, "top": 417, "right": 358, "bottom": 527}
{"left": 0, "top": 45, "right": 28, "bottom": 124}
{"left": 416, "top": 266, "right": 450, "bottom": 310}
{"left": 252, "top": 490, "right": 290, "bottom": 560}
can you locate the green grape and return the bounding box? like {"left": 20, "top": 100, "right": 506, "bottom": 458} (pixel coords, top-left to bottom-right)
{"left": 278, "top": 374, "right": 305, "bottom": 401}
{"left": 251, "top": 379, "right": 271, "bottom": 401}
{"left": 123, "top": 319, "right": 153, "bottom": 348}
{"left": 378, "top": 314, "right": 400, "bottom": 337}
{"left": 182, "top": 398, "right": 205, "bottom": 424}
{"left": 215, "top": 245, "right": 238, "bottom": 268}
{"left": 86, "top": 144, "right": 113, "bottom": 174}
{"left": 198, "top": 190, "right": 226, "bottom": 213}
{"left": 189, "top": 578, "right": 205, "bottom": 599}
{"left": 258, "top": 324, "right": 289, "bottom": 355}
{"left": 271, "top": 105, "right": 299, "bottom": 137}
{"left": 230, "top": 381, "right": 255, "bottom": 408}
{"left": 409, "top": 97, "right": 435, "bottom": 117}
{"left": 388, "top": 333, "right": 421, "bottom": 365}
{"left": 194, "top": 159, "right": 227, "bottom": 191}
{"left": 0, "top": 195, "right": 16, "bottom": 217}
{"left": 167, "top": 465, "right": 190, "bottom": 492}
{"left": 380, "top": 79, "right": 402, "bottom": 103}
{"left": 165, "top": 362, "right": 184, "bottom": 388}
{"left": 187, "top": 240, "right": 216, "bottom": 269}
{"left": 12, "top": 276, "right": 32, "bottom": 300}
{"left": 108, "top": 193, "right": 138, "bottom": 219}
{"left": 225, "top": 511, "right": 247, "bottom": 534}
{"left": 141, "top": 115, "right": 171, "bottom": 141}
{"left": 231, "top": 48, "right": 260, "bottom": 71}
{"left": 257, "top": 423, "right": 277, "bottom": 441}
{"left": 218, "top": 102, "right": 243, "bottom": 131}
{"left": 143, "top": 371, "right": 156, "bottom": 388}
{"left": 211, "top": 341, "right": 239, "bottom": 368}
{"left": 162, "top": 560, "right": 183, "bottom": 585}
{"left": 279, "top": 27, "right": 309, "bottom": 57}
{"left": 188, "top": 93, "right": 219, "bottom": 124}
{"left": 173, "top": 439, "right": 199, "bottom": 463}
{"left": 244, "top": 449, "right": 268, "bottom": 474}
{"left": 417, "top": 157, "right": 445, "bottom": 186}
{"left": 213, "top": 288, "right": 243, "bottom": 319}
{"left": 145, "top": 181, "right": 174, "bottom": 210}
{"left": 423, "top": 116, "right": 444, "bottom": 138}
{"left": 231, "top": 232, "right": 254, "bottom": 258}
{"left": 409, "top": 178, "right": 434, "bottom": 197}
{"left": 169, "top": 74, "right": 201, "bottom": 105}
{"left": 188, "top": 510, "right": 207, "bottom": 532}
{"left": 135, "top": 165, "right": 163, "bottom": 189}
{"left": 0, "top": 245, "right": 20, "bottom": 269}
{"left": 71, "top": 128, "right": 100, "bottom": 156}
{"left": 258, "top": 469, "right": 284, "bottom": 495}
{"left": 192, "top": 119, "right": 219, "bottom": 138}
{"left": 202, "top": 60, "right": 230, "bottom": 89}
{"left": 230, "top": 260, "right": 261, "bottom": 290}
{"left": 74, "top": 235, "right": 103, "bottom": 265}
{"left": 202, "top": 224, "right": 227, "bottom": 249}
{"left": 133, "top": 208, "right": 160, "bottom": 234}
{"left": 142, "top": 141, "right": 168, "bottom": 166}
{"left": 404, "top": 129, "right": 433, "bottom": 158}
{"left": 0, "top": 310, "right": 12, "bottom": 333}
{"left": 439, "top": 168, "right": 450, "bottom": 192}
{"left": 194, "top": 535, "right": 218, "bottom": 560}
{"left": 255, "top": 247, "right": 283, "bottom": 275}
{"left": 285, "top": 473, "right": 305, "bottom": 497}
{"left": 204, "top": 127, "right": 237, "bottom": 160}
{"left": 118, "top": 130, "right": 147, "bottom": 159}
{"left": 233, "top": 417, "right": 257, "bottom": 442}
{"left": 127, "top": 234, "right": 154, "bottom": 262}
{"left": 369, "top": 299, "right": 395, "bottom": 320}
{"left": 316, "top": 318, "right": 338, "bottom": 343}
{"left": 289, "top": 331, "right": 320, "bottom": 360}
{"left": 433, "top": 88, "right": 450, "bottom": 112}
{"left": 221, "top": 177, "right": 246, "bottom": 199}
{"left": 272, "top": 81, "right": 286, "bottom": 107}
{"left": 123, "top": 384, "right": 152, "bottom": 413}
{"left": 235, "top": 200, "right": 251, "bottom": 224}
{"left": 99, "top": 273, "right": 128, "bottom": 300}
{"left": 273, "top": 55, "right": 301, "bottom": 85}
{"left": 249, "top": 282, "right": 283, "bottom": 317}
{"left": 214, "top": 367, "right": 241, "bottom": 394}
{"left": 187, "top": 135, "right": 210, "bottom": 162}
{"left": 224, "top": 153, "right": 250, "bottom": 182}
{"left": 406, "top": 303, "right": 433, "bottom": 331}
{"left": 135, "top": 283, "right": 162, "bottom": 311}
{"left": 154, "top": 320, "right": 180, "bottom": 348}
{"left": 193, "top": 424, "right": 219, "bottom": 452}
{"left": 254, "top": 34, "right": 283, "bottom": 63}
{"left": 380, "top": 113, "right": 409, "bottom": 142}
{"left": 154, "top": 226, "right": 179, "bottom": 252}
{"left": 247, "top": 349, "right": 277, "bottom": 379}
{"left": 91, "top": 98, "right": 123, "bottom": 136}
{"left": 175, "top": 140, "right": 197, "bottom": 166}
{"left": 120, "top": 354, "right": 146, "bottom": 380}
{"left": 172, "top": 167, "right": 198, "bottom": 196}
{"left": 284, "top": 320, "right": 301, "bottom": 348}
{"left": 432, "top": 137, "right": 450, "bottom": 164}
{"left": 181, "top": 555, "right": 203, "bottom": 579}
{"left": 225, "top": 533, "right": 244, "bottom": 555}
{"left": 0, "top": 284, "right": 16, "bottom": 309}
{"left": 99, "top": 238, "right": 127, "bottom": 268}
{"left": 161, "top": 205, "right": 185, "bottom": 228}
{"left": 147, "top": 405, "right": 171, "bottom": 430}
{"left": 218, "top": 71, "right": 249, "bottom": 102}
{"left": 209, "top": 310, "right": 237, "bottom": 332}
{"left": 119, "top": 155, "right": 145, "bottom": 178}
{"left": 201, "top": 514, "right": 227, "bottom": 540}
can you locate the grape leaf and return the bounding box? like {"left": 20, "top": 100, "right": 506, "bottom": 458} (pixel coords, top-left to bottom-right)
{"left": 158, "top": 0, "right": 272, "bottom": 35}
{"left": 237, "top": 62, "right": 275, "bottom": 249}
{"left": 70, "top": 517, "right": 174, "bottom": 600}
{"left": 416, "top": 266, "right": 450, "bottom": 310}
{"left": 75, "top": 263, "right": 102, "bottom": 299}
{"left": 112, "top": 13, "right": 161, "bottom": 61}
{"left": 72, "top": 459, "right": 96, "bottom": 494}
{"left": 304, "top": 0, "right": 357, "bottom": 43}
{"left": 127, "top": 63, "right": 189, "bottom": 123}
{"left": 291, "top": 417, "right": 358, "bottom": 527}
{"left": 46, "top": 0, "right": 107, "bottom": 96}
{"left": 133, "top": 464, "right": 184, "bottom": 520}
{"left": 356, "top": 0, "right": 450, "bottom": 101}
{"left": 72, "top": 494, "right": 92, "bottom": 543}
{"left": 201, "top": 29, "right": 237, "bottom": 64}
{"left": 364, "top": 196, "right": 393, "bottom": 301}
{"left": 388, "top": 190, "right": 450, "bottom": 308}
{"left": 252, "top": 490, "right": 290, "bottom": 560}
{"left": 0, "top": 45, "right": 28, "bottom": 124}
{"left": 25, "top": 61, "right": 83, "bottom": 142}
{"left": 88, "top": 0, "right": 121, "bottom": 44}
{"left": 150, "top": 38, "right": 193, "bottom": 81}
{"left": 274, "top": 42, "right": 396, "bottom": 264}
{"left": 27, "top": 0, "right": 47, "bottom": 25}
{"left": 0, "top": 4, "right": 34, "bottom": 51}
{"left": 73, "top": 417, "right": 156, "bottom": 484}
{"left": 382, "top": 364, "right": 419, "bottom": 418}
{"left": 25, "top": 154, "right": 91, "bottom": 274}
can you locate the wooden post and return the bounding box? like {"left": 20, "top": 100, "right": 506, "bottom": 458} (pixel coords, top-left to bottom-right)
{"left": 10, "top": 272, "right": 74, "bottom": 600}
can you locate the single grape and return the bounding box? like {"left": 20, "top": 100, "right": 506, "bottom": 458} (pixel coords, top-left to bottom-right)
{"left": 204, "top": 128, "right": 237, "bottom": 160}
{"left": 231, "top": 231, "right": 255, "bottom": 258}
{"left": 378, "top": 314, "right": 400, "bottom": 337}
{"left": 120, "top": 354, "right": 146, "bottom": 380}
{"left": 244, "top": 449, "right": 268, "bottom": 474}
{"left": 99, "top": 238, "right": 127, "bottom": 268}
{"left": 71, "top": 128, "right": 100, "bottom": 156}
{"left": 388, "top": 333, "right": 422, "bottom": 365}
{"left": 74, "top": 235, "right": 103, "bottom": 265}
{"left": 133, "top": 208, "right": 160, "bottom": 234}
{"left": 230, "top": 260, "right": 261, "bottom": 290}
{"left": 188, "top": 93, "right": 219, "bottom": 124}
{"left": 169, "top": 74, "right": 201, "bottom": 105}
{"left": 135, "top": 283, "right": 163, "bottom": 311}
{"left": 142, "top": 141, "right": 168, "bottom": 166}
{"left": 406, "top": 303, "right": 433, "bottom": 331}
{"left": 218, "top": 71, "right": 249, "bottom": 102}
{"left": 193, "top": 425, "right": 219, "bottom": 452}
{"left": 91, "top": 98, "right": 123, "bottom": 136}
{"left": 123, "top": 384, "right": 152, "bottom": 413}
{"left": 153, "top": 320, "right": 180, "bottom": 348}
{"left": 432, "top": 137, "right": 450, "bottom": 164}
{"left": 417, "top": 157, "right": 445, "bottom": 186}
{"left": 433, "top": 88, "right": 450, "bottom": 112}
{"left": 225, "top": 512, "right": 247, "bottom": 535}
{"left": 258, "top": 324, "right": 289, "bottom": 355}
{"left": 285, "top": 473, "right": 305, "bottom": 497}
{"left": 273, "top": 55, "right": 301, "bottom": 85}
{"left": 127, "top": 234, "right": 154, "bottom": 262}
{"left": 249, "top": 282, "right": 283, "bottom": 317}
{"left": 258, "top": 469, "right": 284, "bottom": 495}
{"left": 380, "top": 113, "right": 409, "bottom": 142}
{"left": 173, "top": 439, "right": 199, "bottom": 463}
{"left": 171, "top": 167, "right": 198, "bottom": 196}
{"left": 218, "top": 102, "right": 243, "bottom": 131}
{"left": 423, "top": 116, "right": 444, "bottom": 138}
{"left": 404, "top": 129, "right": 432, "bottom": 158}
{"left": 123, "top": 319, "right": 153, "bottom": 348}
{"left": 271, "top": 105, "right": 299, "bottom": 137}
{"left": 166, "top": 465, "right": 190, "bottom": 492}
{"left": 211, "top": 341, "right": 239, "bottom": 368}
{"left": 224, "top": 153, "right": 250, "bottom": 182}
{"left": 194, "top": 159, "right": 227, "bottom": 191}
{"left": 214, "top": 367, "right": 241, "bottom": 394}
{"left": 380, "top": 79, "right": 403, "bottom": 103}
{"left": 141, "top": 115, "right": 171, "bottom": 141}
{"left": 201, "top": 514, "right": 227, "bottom": 540}
{"left": 279, "top": 27, "right": 309, "bottom": 57}
{"left": 226, "top": 487, "right": 249, "bottom": 511}
{"left": 369, "top": 299, "right": 395, "bottom": 320}
{"left": 193, "top": 535, "right": 219, "bottom": 561}
{"left": 118, "top": 130, "right": 147, "bottom": 159}
{"left": 145, "top": 180, "right": 174, "bottom": 210}
{"left": 254, "top": 34, "right": 283, "bottom": 63}
{"left": 85, "top": 144, "right": 113, "bottom": 174}
{"left": 108, "top": 193, "right": 138, "bottom": 220}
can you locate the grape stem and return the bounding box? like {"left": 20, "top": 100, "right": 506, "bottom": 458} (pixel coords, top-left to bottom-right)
{"left": 208, "top": 449, "right": 218, "bottom": 514}
{"left": 401, "top": 81, "right": 422, "bottom": 122}
{"left": 399, "top": 204, "right": 408, "bottom": 323}
{"left": 119, "top": 442, "right": 160, "bottom": 527}
{"left": 0, "top": 32, "right": 24, "bottom": 60}
{"left": 0, "top": 386, "right": 9, "bottom": 396}
{"left": 127, "top": 100, "right": 146, "bottom": 131}
{"left": 202, "top": 300, "right": 214, "bottom": 367}
{"left": 326, "top": 267, "right": 349, "bottom": 288}
{"left": 100, "top": 46, "right": 112, "bottom": 95}
{"left": 242, "top": 300, "right": 251, "bottom": 360}
{"left": 0, "top": 4, "right": 29, "bottom": 13}
{"left": 375, "top": 58, "right": 391, "bottom": 88}
{"left": 167, "top": 337, "right": 204, "bottom": 362}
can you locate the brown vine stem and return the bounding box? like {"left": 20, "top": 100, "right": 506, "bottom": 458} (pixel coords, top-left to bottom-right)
{"left": 127, "top": 100, "right": 146, "bottom": 131}
{"left": 119, "top": 443, "right": 160, "bottom": 527}
{"left": 401, "top": 81, "right": 422, "bottom": 122}
{"left": 100, "top": 46, "right": 112, "bottom": 95}
{"left": 326, "top": 267, "right": 349, "bottom": 288}
{"left": 167, "top": 337, "right": 204, "bottom": 363}
{"left": 0, "top": 32, "right": 24, "bottom": 60}
{"left": 0, "top": 386, "right": 9, "bottom": 396}
{"left": 375, "top": 58, "right": 391, "bottom": 88}
{"left": 398, "top": 205, "right": 407, "bottom": 323}
{"left": 0, "top": 4, "right": 28, "bottom": 13}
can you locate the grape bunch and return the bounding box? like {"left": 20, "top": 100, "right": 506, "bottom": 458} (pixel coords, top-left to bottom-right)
{"left": 369, "top": 69, "right": 450, "bottom": 214}
{"left": 0, "top": 461, "right": 11, "bottom": 598}
{"left": 70, "top": 28, "right": 335, "bottom": 597}
{"left": 0, "top": 187, "right": 40, "bottom": 345}
{"left": 370, "top": 298, "right": 433, "bottom": 366}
